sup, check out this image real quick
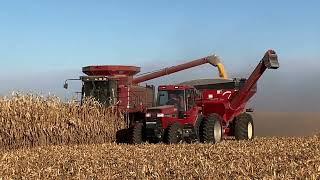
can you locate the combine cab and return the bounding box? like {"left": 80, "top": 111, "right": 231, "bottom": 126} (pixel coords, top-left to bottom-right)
{"left": 65, "top": 66, "right": 155, "bottom": 113}
{"left": 125, "top": 50, "right": 279, "bottom": 144}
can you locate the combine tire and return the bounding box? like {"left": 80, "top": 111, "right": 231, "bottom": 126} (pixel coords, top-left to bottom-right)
{"left": 116, "top": 128, "right": 130, "bottom": 144}
{"left": 234, "top": 113, "right": 254, "bottom": 140}
{"left": 200, "top": 114, "right": 223, "bottom": 143}
{"left": 165, "top": 123, "right": 183, "bottom": 144}
{"left": 130, "top": 123, "right": 144, "bottom": 144}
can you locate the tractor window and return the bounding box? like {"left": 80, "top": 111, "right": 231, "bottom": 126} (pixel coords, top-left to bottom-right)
{"left": 158, "top": 91, "right": 169, "bottom": 106}
{"left": 158, "top": 90, "right": 185, "bottom": 111}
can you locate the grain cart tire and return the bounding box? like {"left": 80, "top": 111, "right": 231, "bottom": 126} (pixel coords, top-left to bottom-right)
{"left": 200, "top": 114, "right": 223, "bottom": 143}
{"left": 165, "top": 123, "right": 183, "bottom": 144}
{"left": 234, "top": 113, "right": 254, "bottom": 140}
{"left": 130, "top": 123, "right": 144, "bottom": 144}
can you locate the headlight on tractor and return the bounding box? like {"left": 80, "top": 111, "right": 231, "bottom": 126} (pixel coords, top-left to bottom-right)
{"left": 157, "top": 113, "right": 165, "bottom": 118}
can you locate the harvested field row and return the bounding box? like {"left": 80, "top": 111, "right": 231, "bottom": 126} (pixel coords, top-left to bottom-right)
{"left": 0, "top": 93, "right": 125, "bottom": 150}
{"left": 0, "top": 136, "right": 319, "bottom": 179}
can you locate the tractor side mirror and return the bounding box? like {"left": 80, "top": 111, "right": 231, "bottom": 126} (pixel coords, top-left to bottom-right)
{"left": 63, "top": 82, "right": 68, "bottom": 89}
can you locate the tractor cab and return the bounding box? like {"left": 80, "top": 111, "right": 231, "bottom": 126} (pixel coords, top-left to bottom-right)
{"left": 157, "top": 85, "right": 197, "bottom": 115}
{"left": 144, "top": 85, "right": 200, "bottom": 141}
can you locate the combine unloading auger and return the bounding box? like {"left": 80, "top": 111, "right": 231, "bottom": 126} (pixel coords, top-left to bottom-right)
{"left": 132, "top": 54, "right": 228, "bottom": 84}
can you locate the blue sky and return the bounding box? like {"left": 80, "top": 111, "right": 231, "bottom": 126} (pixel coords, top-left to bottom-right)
{"left": 0, "top": 0, "right": 319, "bottom": 111}
{"left": 1, "top": 0, "right": 319, "bottom": 70}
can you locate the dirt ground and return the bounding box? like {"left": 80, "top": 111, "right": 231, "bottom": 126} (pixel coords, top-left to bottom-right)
{"left": 254, "top": 112, "right": 320, "bottom": 137}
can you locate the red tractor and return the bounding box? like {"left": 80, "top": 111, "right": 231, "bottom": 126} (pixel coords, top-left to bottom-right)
{"left": 125, "top": 50, "right": 279, "bottom": 144}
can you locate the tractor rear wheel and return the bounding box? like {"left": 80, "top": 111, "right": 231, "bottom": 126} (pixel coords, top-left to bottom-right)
{"left": 200, "top": 114, "right": 223, "bottom": 143}
{"left": 165, "top": 123, "right": 183, "bottom": 144}
{"left": 130, "top": 122, "right": 144, "bottom": 144}
{"left": 234, "top": 113, "right": 254, "bottom": 140}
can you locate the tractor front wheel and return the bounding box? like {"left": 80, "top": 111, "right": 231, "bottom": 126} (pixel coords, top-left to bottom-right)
{"left": 234, "top": 113, "right": 254, "bottom": 140}
{"left": 200, "top": 114, "right": 223, "bottom": 144}
{"left": 130, "top": 122, "right": 144, "bottom": 144}
{"left": 165, "top": 123, "right": 183, "bottom": 144}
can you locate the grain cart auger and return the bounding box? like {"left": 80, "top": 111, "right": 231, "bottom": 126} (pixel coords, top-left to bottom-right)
{"left": 63, "top": 54, "right": 227, "bottom": 132}
{"left": 127, "top": 50, "right": 279, "bottom": 144}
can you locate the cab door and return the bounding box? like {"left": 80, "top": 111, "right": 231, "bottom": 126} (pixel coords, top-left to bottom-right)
{"left": 180, "top": 89, "right": 199, "bottom": 125}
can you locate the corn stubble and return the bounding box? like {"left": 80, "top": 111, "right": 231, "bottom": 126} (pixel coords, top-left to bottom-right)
{"left": 0, "top": 94, "right": 319, "bottom": 179}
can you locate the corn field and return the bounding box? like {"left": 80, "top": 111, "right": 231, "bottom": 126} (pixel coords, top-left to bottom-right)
{"left": 0, "top": 94, "right": 319, "bottom": 179}
{"left": 0, "top": 137, "right": 319, "bottom": 179}
{"left": 0, "top": 93, "right": 125, "bottom": 150}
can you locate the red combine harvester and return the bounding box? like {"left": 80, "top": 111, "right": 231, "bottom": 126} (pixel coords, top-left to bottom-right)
{"left": 121, "top": 50, "right": 279, "bottom": 144}
{"left": 64, "top": 54, "right": 226, "bottom": 126}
